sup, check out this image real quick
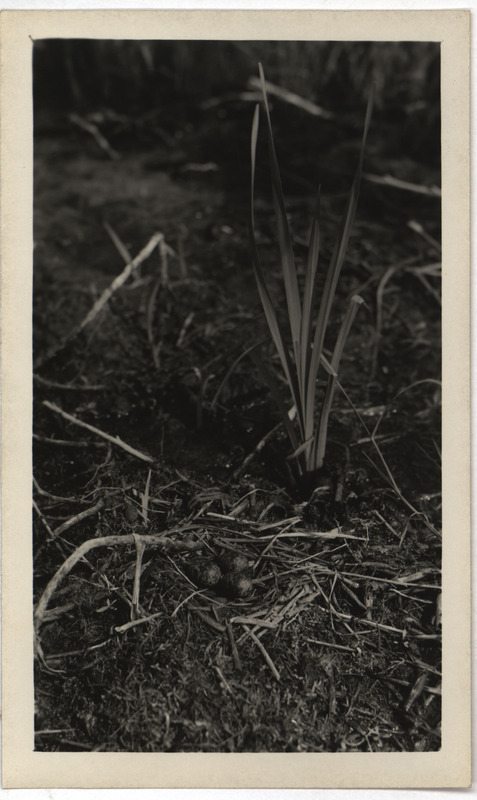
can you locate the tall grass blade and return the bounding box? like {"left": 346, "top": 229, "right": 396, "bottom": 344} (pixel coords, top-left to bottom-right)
{"left": 286, "top": 436, "right": 315, "bottom": 462}
{"left": 250, "top": 347, "right": 304, "bottom": 476}
{"left": 258, "top": 63, "right": 303, "bottom": 387}
{"left": 249, "top": 65, "right": 373, "bottom": 486}
{"left": 300, "top": 191, "right": 321, "bottom": 397}
{"left": 249, "top": 103, "right": 304, "bottom": 435}
{"left": 313, "top": 295, "right": 364, "bottom": 469}
{"left": 305, "top": 84, "right": 375, "bottom": 453}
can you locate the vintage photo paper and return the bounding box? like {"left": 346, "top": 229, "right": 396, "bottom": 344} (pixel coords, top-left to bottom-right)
{"left": 0, "top": 8, "right": 471, "bottom": 789}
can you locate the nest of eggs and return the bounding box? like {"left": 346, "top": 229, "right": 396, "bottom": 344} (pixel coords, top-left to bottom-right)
{"left": 184, "top": 551, "right": 253, "bottom": 598}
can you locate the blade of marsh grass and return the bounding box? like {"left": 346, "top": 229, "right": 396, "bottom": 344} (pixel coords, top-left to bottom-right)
{"left": 250, "top": 103, "right": 303, "bottom": 430}
{"left": 286, "top": 435, "right": 315, "bottom": 462}
{"left": 300, "top": 191, "right": 321, "bottom": 397}
{"left": 250, "top": 347, "right": 304, "bottom": 476}
{"left": 258, "top": 63, "right": 303, "bottom": 382}
{"left": 305, "top": 85, "right": 374, "bottom": 458}
{"left": 249, "top": 66, "right": 373, "bottom": 483}
{"left": 317, "top": 85, "right": 374, "bottom": 339}
{"left": 319, "top": 353, "right": 338, "bottom": 377}
{"left": 313, "top": 295, "right": 364, "bottom": 469}
{"left": 210, "top": 336, "right": 269, "bottom": 411}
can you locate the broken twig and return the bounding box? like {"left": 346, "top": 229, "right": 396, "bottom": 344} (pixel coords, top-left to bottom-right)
{"left": 248, "top": 75, "right": 334, "bottom": 120}
{"left": 34, "top": 528, "right": 205, "bottom": 640}
{"left": 69, "top": 113, "right": 120, "bottom": 160}
{"left": 43, "top": 400, "right": 154, "bottom": 463}
{"left": 50, "top": 499, "right": 104, "bottom": 540}
{"left": 35, "top": 232, "right": 165, "bottom": 369}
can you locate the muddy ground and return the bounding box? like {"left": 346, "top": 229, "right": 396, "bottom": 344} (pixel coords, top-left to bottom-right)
{"left": 33, "top": 54, "right": 441, "bottom": 752}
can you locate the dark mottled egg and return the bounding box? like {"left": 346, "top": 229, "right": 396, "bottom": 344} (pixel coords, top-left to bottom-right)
{"left": 217, "top": 552, "right": 250, "bottom": 573}
{"left": 124, "top": 502, "right": 140, "bottom": 524}
{"left": 218, "top": 571, "right": 253, "bottom": 598}
{"left": 185, "top": 560, "right": 222, "bottom": 588}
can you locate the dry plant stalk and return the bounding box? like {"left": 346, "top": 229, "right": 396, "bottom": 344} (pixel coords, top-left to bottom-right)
{"left": 43, "top": 400, "right": 154, "bottom": 463}
{"left": 34, "top": 528, "right": 205, "bottom": 650}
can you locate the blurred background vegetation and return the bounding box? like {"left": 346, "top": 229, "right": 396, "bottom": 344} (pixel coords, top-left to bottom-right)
{"left": 33, "top": 39, "right": 440, "bottom": 167}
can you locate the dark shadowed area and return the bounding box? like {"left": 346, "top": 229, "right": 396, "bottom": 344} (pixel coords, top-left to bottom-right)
{"left": 33, "top": 40, "right": 441, "bottom": 753}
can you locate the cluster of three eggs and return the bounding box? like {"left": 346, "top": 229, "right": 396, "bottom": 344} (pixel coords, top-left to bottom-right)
{"left": 185, "top": 551, "right": 254, "bottom": 598}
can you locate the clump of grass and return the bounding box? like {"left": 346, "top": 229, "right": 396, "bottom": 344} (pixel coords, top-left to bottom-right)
{"left": 249, "top": 63, "right": 373, "bottom": 491}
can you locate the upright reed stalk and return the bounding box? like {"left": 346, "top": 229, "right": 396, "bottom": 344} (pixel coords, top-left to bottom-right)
{"left": 249, "top": 64, "right": 374, "bottom": 487}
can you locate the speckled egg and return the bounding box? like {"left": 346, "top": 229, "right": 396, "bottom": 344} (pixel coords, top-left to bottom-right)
{"left": 217, "top": 552, "right": 250, "bottom": 573}
{"left": 218, "top": 571, "right": 253, "bottom": 598}
{"left": 124, "top": 502, "right": 140, "bottom": 524}
{"left": 185, "top": 559, "right": 222, "bottom": 589}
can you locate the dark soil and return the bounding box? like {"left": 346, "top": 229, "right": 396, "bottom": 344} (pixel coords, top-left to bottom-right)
{"left": 33, "top": 53, "right": 441, "bottom": 753}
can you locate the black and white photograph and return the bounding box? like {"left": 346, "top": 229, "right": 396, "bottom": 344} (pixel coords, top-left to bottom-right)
{"left": 1, "top": 8, "right": 471, "bottom": 789}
